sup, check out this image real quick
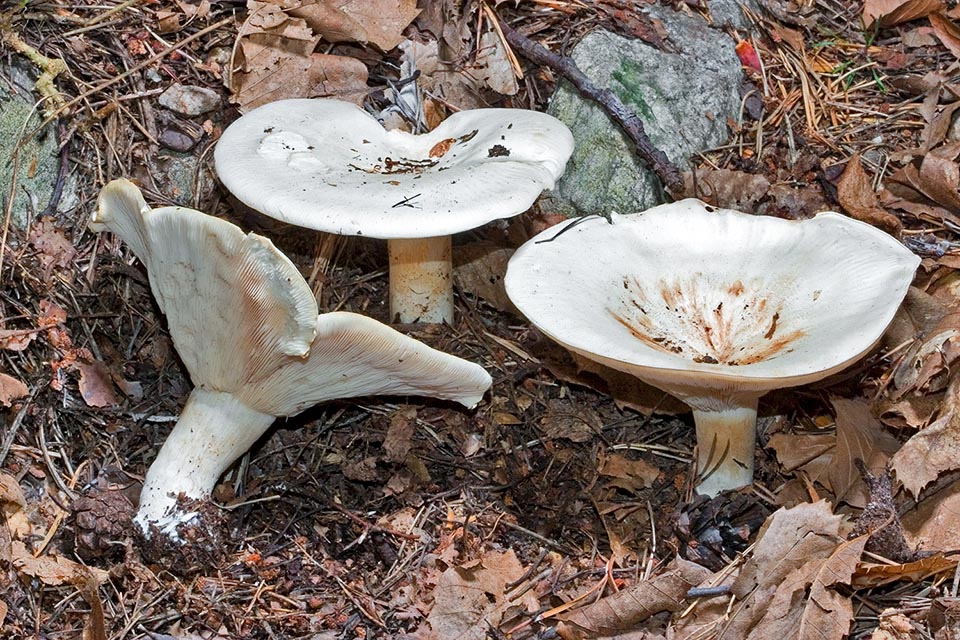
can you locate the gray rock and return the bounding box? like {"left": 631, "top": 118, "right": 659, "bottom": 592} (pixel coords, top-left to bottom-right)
{"left": 707, "top": 0, "right": 763, "bottom": 30}
{"left": 0, "top": 62, "right": 79, "bottom": 229}
{"left": 158, "top": 83, "right": 220, "bottom": 116}
{"left": 148, "top": 151, "right": 216, "bottom": 208}
{"left": 546, "top": 9, "right": 743, "bottom": 215}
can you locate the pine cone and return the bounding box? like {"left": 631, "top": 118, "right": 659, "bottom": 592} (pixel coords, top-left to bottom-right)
{"left": 71, "top": 488, "right": 134, "bottom": 560}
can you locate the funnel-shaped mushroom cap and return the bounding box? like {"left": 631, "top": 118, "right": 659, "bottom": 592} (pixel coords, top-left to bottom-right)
{"left": 94, "top": 179, "right": 319, "bottom": 396}
{"left": 505, "top": 200, "right": 920, "bottom": 406}
{"left": 214, "top": 99, "right": 574, "bottom": 239}
{"left": 93, "top": 179, "right": 492, "bottom": 412}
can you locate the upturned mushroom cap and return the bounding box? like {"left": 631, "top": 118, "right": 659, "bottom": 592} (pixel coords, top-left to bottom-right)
{"left": 92, "top": 179, "right": 492, "bottom": 411}
{"left": 213, "top": 99, "right": 574, "bottom": 238}
{"left": 504, "top": 200, "right": 920, "bottom": 408}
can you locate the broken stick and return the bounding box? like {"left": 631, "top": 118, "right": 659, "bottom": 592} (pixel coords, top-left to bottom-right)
{"left": 497, "top": 20, "right": 684, "bottom": 194}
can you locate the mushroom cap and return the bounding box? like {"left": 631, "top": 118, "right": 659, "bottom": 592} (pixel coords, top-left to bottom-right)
{"left": 214, "top": 99, "right": 574, "bottom": 239}
{"left": 94, "top": 179, "right": 491, "bottom": 412}
{"left": 504, "top": 200, "right": 920, "bottom": 401}
{"left": 94, "top": 180, "right": 319, "bottom": 395}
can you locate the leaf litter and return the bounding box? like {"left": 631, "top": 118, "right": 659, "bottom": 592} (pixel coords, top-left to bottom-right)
{"left": 5, "top": 0, "right": 960, "bottom": 638}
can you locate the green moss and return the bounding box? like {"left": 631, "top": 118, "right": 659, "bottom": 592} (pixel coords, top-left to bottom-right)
{"left": 611, "top": 59, "right": 657, "bottom": 122}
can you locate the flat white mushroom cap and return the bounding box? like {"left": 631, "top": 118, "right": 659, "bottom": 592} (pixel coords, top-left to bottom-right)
{"left": 504, "top": 199, "right": 920, "bottom": 399}
{"left": 214, "top": 99, "right": 574, "bottom": 238}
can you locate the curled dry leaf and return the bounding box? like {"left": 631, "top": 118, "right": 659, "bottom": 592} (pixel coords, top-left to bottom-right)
{"left": 870, "top": 609, "right": 918, "bottom": 640}
{"left": 930, "top": 12, "right": 960, "bottom": 59}
{"left": 827, "top": 397, "right": 901, "bottom": 507}
{"left": 472, "top": 30, "right": 518, "bottom": 96}
{"left": 902, "top": 474, "right": 960, "bottom": 550}
{"left": 75, "top": 360, "right": 121, "bottom": 408}
{"left": 11, "top": 540, "right": 109, "bottom": 586}
{"left": 425, "top": 549, "right": 538, "bottom": 640}
{"left": 0, "top": 472, "right": 30, "bottom": 540}
{"left": 721, "top": 501, "right": 857, "bottom": 639}
{"left": 230, "top": 1, "right": 369, "bottom": 111}
{"left": 0, "top": 328, "right": 37, "bottom": 351}
{"left": 862, "top": 0, "right": 944, "bottom": 29}
{"left": 555, "top": 557, "right": 712, "bottom": 640}
{"left": 853, "top": 553, "right": 957, "bottom": 588}
{"left": 282, "top": 0, "right": 419, "bottom": 51}
{"left": 28, "top": 218, "right": 78, "bottom": 284}
{"left": 837, "top": 153, "right": 902, "bottom": 233}
{"left": 892, "top": 372, "right": 960, "bottom": 496}
{"left": 743, "top": 536, "right": 867, "bottom": 640}
{"left": 453, "top": 242, "right": 519, "bottom": 315}
{"left": 683, "top": 168, "right": 771, "bottom": 211}
{"left": 0, "top": 372, "right": 29, "bottom": 407}
{"left": 598, "top": 451, "right": 661, "bottom": 493}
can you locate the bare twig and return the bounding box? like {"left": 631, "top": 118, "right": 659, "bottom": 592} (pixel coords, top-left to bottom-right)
{"left": 496, "top": 18, "right": 684, "bottom": 194}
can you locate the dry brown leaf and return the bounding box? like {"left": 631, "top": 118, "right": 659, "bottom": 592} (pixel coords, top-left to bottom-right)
{"left": 883, "top": 287, "right": 949, "bottom": 359}
{"left": 890, "top": 310, "right": 960, "bottom": 397}
{"left": 230, "top": 1, "right": 369, "bottom": 111}
{"left": 540, "top": 399, "right": 602, "bottom": 442}
{"left": 837, "top": 153, "right": 902, "bottom": 233}
{"left": 453, "top": 242, "right": 518, "bottom": 315}
{"left": 878, "top": 393, "right": 943, "bottom": 430}
{"left": 555, "top": 558, "right": 711, "bottom": 640}
{"left": 0, "top": 372, "right": 28, "bottom": 407}
{"left": 293, "top": 0, "right": 419, "bottom": 50}
{"left": 892, "top": 373, "right": 960, "bottom": 496}
{"left": 0, "top": 472, "right": 30, "bottom": 540}
{"left": 598, "top": 451, "right": 660, "bottom": 493}
{"left": 472, "top": 30, "right": 518, "bottom": 95}
{"left": 853, "top": 553, "right": 957, "bottom": 587}
{"left": 931, "top": 12, "right": 960, "bottom": 59}
{"left": 722, "top": 501, "right": 844, "bottom": 639}
{"left": 869, "top": 609, "right": 918, "bottom": 639}
{"left": 743, "top": 535, "right": 866, "bottom": 640}
{"left": 426, "top": 549, "right": 538, "bottom": 640}
{"left": 383, "top": 406, "right": 416, "bottom": 463}
{"left": 902, "top": 477, "right": 960, "bottom": 550}
{"left": 682, "top": 168, "right": 771, "bottom": 211}
{"left": 828, "top": 397, "right": 901, "bottom": 507}
{"left": 919, "top": 99, "right": 960, "bottom": 152}
{"left": 0, "top": 329, "right": 36, "bottom": 351}
{"left": 76, "top": 361, "right": 120, "bottom": 408}
{"left": 863, "top": 0, "right": 944, "bottom": 29}
{"left": 11, "top": 540, "right": 108, "bottom": 586}
{"left": 767, "top": 432, "right": 834, "bottom": 474}
{"left": 917, "top": 141, "right": 960, "bottom": 212}
{"left": 28, "top": 218, "right": 78, "bottom": 284}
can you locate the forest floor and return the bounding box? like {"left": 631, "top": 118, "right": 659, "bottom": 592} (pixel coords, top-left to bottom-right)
{"left": 3, "top": 0, "right": 960, "bottom": 638}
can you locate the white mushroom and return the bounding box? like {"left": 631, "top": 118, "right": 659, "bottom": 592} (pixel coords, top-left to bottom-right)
{"left": 214, "top": 98, "right": 574, "bottom": 324}
{"left": 91, "top": 179, "right": 492, "bottom": 536}
{"left": 504, "top": 199, "right": 919, "bottom": 496}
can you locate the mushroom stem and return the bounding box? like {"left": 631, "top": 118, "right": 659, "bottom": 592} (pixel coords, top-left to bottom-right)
{"left": 135, "top": 388, "right": 275, "bottom": 535}
{"left": 691, "top": 399, "right": 759, "bottom": 497}
{"left": 388, "top": 236, "right": 454, "bottom": 324}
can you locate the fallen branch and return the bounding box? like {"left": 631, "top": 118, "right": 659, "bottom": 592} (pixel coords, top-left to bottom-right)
{"left": 497, "top": 19, "right": 684, "bottom": 194}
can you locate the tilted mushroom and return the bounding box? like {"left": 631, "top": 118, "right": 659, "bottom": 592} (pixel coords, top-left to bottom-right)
{"left": 504, "top": 200, "right": 919, "bottom": 496}
{"left": 214, "top": 98, "right": 574, "bottom": 324}
{"left": 91, "top": 179, "right": 492, "bottom": 536}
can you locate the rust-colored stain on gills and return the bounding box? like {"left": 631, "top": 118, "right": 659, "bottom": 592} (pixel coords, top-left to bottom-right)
{"left": 609, "top": 275, "right": 805, "bottom": 366}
